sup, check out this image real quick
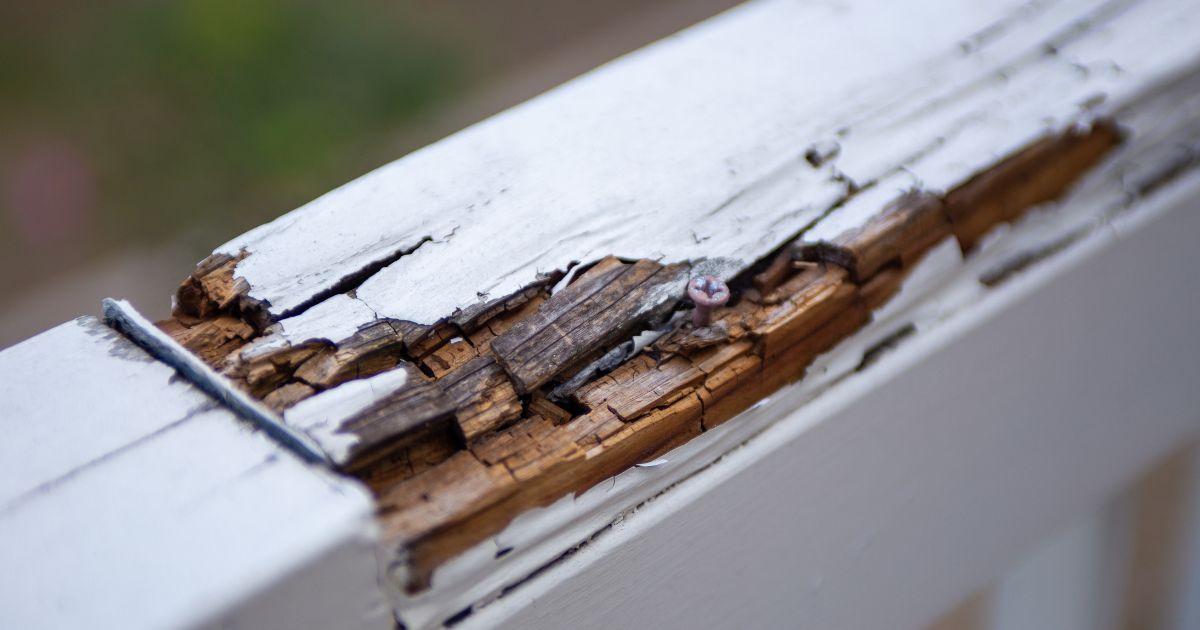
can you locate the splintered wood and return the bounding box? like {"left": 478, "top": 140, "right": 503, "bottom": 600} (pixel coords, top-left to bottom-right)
{"left": 160, "top": 123, "right": 1119, "bottom": 592}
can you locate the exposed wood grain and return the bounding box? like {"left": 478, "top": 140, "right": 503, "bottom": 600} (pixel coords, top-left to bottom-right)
{"left": 801, "top": 192, "right": 949, "bottom": 282}
{"left": 293, "top": 320, "right": 416, "bottom": 389}
{"left": 439, "top": 357, "right": 523, "bottom": 442}
{"left": 238, "top": 341, "right": 325, "bottom": 398}
{"left": 944, "top": 122, "right": 1122, "bottom": 251}
{"left": 174, "top": 252, "right": 249, "bottom": 319}
{"left": 575, "top": 355, "right": 704, "bottom": 422}
{"left": 755, "top": 266, "right": 858, "bottom": 361}
{"left": 335, "top": 362, "right": 459, "bottom": 469}
{"left": 491, "top": 257, "right": 690, "bottom": 394}
{"left": 156, "top": 316, "right": 255, "bottom": 366}
{"left": 262, "top": 381, "right": 316, "bottom": 412}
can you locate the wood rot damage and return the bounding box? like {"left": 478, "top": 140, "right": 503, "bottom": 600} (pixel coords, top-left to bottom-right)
{"left": 157, "top": 122, "right": 1120, "bottom": 591}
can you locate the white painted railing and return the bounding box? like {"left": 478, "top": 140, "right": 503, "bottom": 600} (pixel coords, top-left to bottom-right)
{"left": 2, "top": 0, "right": 1200, "bottom": 628}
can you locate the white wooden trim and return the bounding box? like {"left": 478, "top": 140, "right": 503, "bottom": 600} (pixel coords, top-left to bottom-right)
{"left": 0, "top": 319, "right": 388, "bottom": 630}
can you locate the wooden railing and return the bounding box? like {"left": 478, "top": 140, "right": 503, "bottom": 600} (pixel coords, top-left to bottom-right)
{"left": 3, "top": 0, "right": 1200, "bottom": 628}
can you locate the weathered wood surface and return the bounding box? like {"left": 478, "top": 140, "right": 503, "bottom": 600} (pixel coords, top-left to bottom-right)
{"left": 439, "top": 357, "right": 523, "bottom": 442}
{"left": 0, "top": 318, "right": 387, "bottom": 630}
{"left": 490, "top": 257, "right": 689, "bottom": 394}
{"left": 334, "top": 362, "right": 458, "bottom": 468}
{"left": 138, "top": 0, "right": 1200, "bottom": 622}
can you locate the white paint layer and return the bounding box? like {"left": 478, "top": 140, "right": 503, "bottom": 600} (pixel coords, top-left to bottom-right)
{"left": 284, "top": 368, "right": 412, "bottom": 464}
{"left": 211, "top": 0, "right": 1200, "bottom": 385}
{"left": 0, "top": 318, "right": 210, "bottom": 509}
{"left": 218, "top": 0, "right": 1038, "bottom": 325}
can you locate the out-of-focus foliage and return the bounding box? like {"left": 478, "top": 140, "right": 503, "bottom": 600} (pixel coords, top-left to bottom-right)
{"left": 0, "top": 0, "right": 467, "bottom": 288}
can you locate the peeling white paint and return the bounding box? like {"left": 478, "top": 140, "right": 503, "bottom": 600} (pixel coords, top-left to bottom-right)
{"left": 284, "top": 369, "right": 412, "bottom": 465}
{"left": 387, "top": 34, "right": 1200, "bottom": 623}
{"left": 216, "top": 0, "right": 1043, "bottom": 335}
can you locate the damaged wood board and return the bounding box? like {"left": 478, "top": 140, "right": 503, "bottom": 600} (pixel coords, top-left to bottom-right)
{"left": 468, "top": 168, "right": 1200, "bottom": 630}
{"left": 146, "top": 0, "right": 1200, "bottom": 618}
{"left": 0, "top": 318, "right": 387, "bottom": 630}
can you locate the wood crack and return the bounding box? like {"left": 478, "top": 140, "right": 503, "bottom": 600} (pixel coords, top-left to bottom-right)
{"left": 158, "top": 120, "right": 1121, "bottom": 593}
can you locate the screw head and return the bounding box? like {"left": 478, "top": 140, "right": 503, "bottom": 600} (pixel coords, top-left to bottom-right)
{"left": 687, "top": 275, "right": 730, "bottom": 308}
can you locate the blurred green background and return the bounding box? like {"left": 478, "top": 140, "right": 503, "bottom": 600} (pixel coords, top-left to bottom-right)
{"left": 0, "top": 0, "right": 738, "bottom": 348}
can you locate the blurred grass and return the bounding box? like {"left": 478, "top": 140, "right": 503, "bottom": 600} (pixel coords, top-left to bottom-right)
{"left": 0, "top": 0, "right": 469, "bottom": 293}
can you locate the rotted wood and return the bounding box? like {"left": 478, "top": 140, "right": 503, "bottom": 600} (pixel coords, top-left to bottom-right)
{"left": 173, "top": 252, "right": 252, "bottom": 321}
{"left": 293, "top": 320, "right": 418, "bottom": 389}
{"left": 335, "top": 362, "right": 459, "bottom": 470}
{"left": 490, "top": 257, "right": 690, "bottom": 394}
{"left": 438, "top": 357, "right": 523, "bottom": 443}
{"left": 380, "top": 259, "right": 876, "bottom": 590}
{"left": 799, "top": 192, "right": 949, "bottom": 282}
{"left": 155, "top": 121, "right": 1124, "bottom": 594}
{"left": 944, "top": 121, "right": 1122, "bottom": 251}
{"left": 366, "top": 123, "right": 1122, "bottom": 591}
{"left": 156, "top": 316, "right": 255, "bottom": 366}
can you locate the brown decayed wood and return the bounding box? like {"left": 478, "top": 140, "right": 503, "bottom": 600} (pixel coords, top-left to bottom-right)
{"left": 490, "top": 256, "right": 690, "bottom": 394}
{"left": 438, "top": 357, "right": 523, "bottom": 442}
{"left": 156, "top": 316, "right": 255, "bottom": 366}
{"left": 943, "top": 121, "right": 1121, "bottom": 251}
{"left": 157, "top": 123, "right": 1119, "bottom": 592}
{"left": 174, "top": 252, "right": 249, "bottom": 320}
{"left": 261, "top": 382, "right": 316, "bottom": 412}
{"left": 292, "top": 320, "right": 418, "bottom": 389}
{"left": 335, "top": 362, "right": 460, "bottom": 470}
{"left": 801, "top": 192, "right": 949, "bottom": 282}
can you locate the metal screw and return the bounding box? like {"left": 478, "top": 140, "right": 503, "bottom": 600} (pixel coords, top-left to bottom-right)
{"left": 687, "top": 275, "right": 730, "bottom": 328}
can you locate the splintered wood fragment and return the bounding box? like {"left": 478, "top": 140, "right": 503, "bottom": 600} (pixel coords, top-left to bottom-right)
{"left": 527, "top": 394, "right": 572, "bottom": 425}
{"left": 156, "top": 316, "right": 255, "bottom": 366}
{"left": 406, "top": 323, "right": 460, "bottom": 361}
{"left": 801, "top": 192, "right": 949, "bottom": 282}
{"left": 262, "top": 382, "right": 316, "bottom": 412}
{"left": 757, "top": 299, "right": 870, "bottom": 397}
{"left": 697, "top": 354, "right": 763, "bottom": 429}
{"left": 377, "top": 450, "right": 517, "bottom": 553}
{"left": 491, "top": 256, "right": 690, "bottom": 393}
{"left": 859, "top": 266, "right": 905, "bottom": 311}
{"left": 752, "top": 248, "right": 797, "bottom": 294}
{"left": 238, "top": 341, "right": 324, "bottom": 397}
{"left": 356, "top": 421, "right": 463, "bottom": 494}
{"left": 944, "top": 122, "right": 1121, "bottom": 251}
{"left": 421, "top": 339, "right": 479, "bottom": 379}
{"left": 755, "top": 266, "right": 858, "bottom": 361}
{"left": 293, "top": 320, "right": 415, "bottom": 389}
{"left": 173, "top": 253, "right": 231, "bottom": 318}
{"left": 605, "top": 392, "right": 705, "bottom": 463}
{"left": 563, "top": 408, "right": 626, "bottom": 447}
{"left": 336, "top": 362, "right": 459, "bottom": 469}
{"left": 574, "top": 355, "right": 704, "bottom": 422}
{"left": 439, "top": 357, "right": 523, "bottom": 442}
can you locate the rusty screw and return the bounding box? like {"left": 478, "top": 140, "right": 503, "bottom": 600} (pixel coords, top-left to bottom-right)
{"left": 687, "top": 275, "right": 730, "bottom": 328}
